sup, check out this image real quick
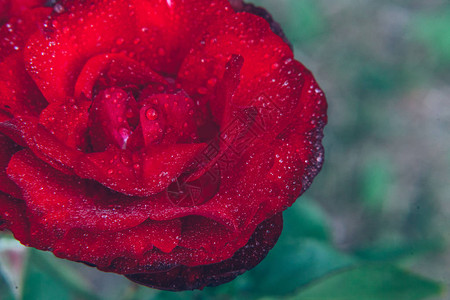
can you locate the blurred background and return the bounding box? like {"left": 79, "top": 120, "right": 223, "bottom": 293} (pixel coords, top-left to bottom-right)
{"left": 1, "top": 0, "right": 449, "bottom": 299}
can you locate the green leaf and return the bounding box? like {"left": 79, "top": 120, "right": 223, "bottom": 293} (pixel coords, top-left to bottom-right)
{"left": 0, "top": 272, "right": 15, "bottom": 300}
{"left": 282, "top": 198, "right": 331, "bottom": 242}
{"left": 290, "top": 264, "right": 445, "bottom": 300}
{"left": 354, "top": 239, "right": 443, "bottom": 262}
{"left": 359, "top": 159, "right": 392, "bottom": 210}
{"left": 22, "top": 250, "right": 71, "bottom": 300}
{"left": 412, "top": 8, "right": 450, "bottom": 67}
{"left": 246, "top": 239, "right": 355, "bottom": 297}
{"left": 21, "top": 249, "right": 100, "bottom": 300}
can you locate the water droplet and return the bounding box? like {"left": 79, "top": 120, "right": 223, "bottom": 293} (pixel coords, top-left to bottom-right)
{"left": 116, "top": 38, "right": 125, "bottom": 46}
{"left": 54, "top": 3, "right": 65, "bottom": 13}
{"left": 197, "top": 87, "right": 208, "bottom": 95}
{"left": 145, "top": 108, "right": 158, "bottom": 120}
{"left": 207, "top": 77, "right": 218, "bottom": 87}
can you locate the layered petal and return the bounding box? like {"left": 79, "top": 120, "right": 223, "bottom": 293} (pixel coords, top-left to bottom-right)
{"left": 126, "top": 213, "right": 283, "bottom": 291}
{"left": 0, "top": 134, "right": 21, "bottom": 197}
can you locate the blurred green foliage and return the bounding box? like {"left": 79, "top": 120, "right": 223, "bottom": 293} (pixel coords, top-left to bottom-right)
{"left": 1, "top": 0, "right": 450, "bottom": 299}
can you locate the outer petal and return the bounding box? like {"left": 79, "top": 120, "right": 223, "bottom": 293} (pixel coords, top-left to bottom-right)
{"left": 126, "top": 213, "right": 283, "bottom": 291}
{"left": 52, "top": 219, "right": 182, "bottom": 269}
{"left": 0, "top": 7, "right": 50, "bottom": 118}
{"left": 0, "top": 134, "right": 21, "bottom": 198}
{"left": 24, "top": 0, "right": 233, "bottom": 103}
{"left": 0, "top": 192, "right": 29, "bottom": 242}
{"left": 0, "top": 0, "right": 46, "bottom": 24}
{"left": 5, "top": 149, "right": 282, "bottom": 274}
{"left": 6, "top": 150, "right": 152, "bottom": 231}
{"left": 24, "top": 0, "right": 141, "bottom": 102}
{"left": 0, "top": 54, "right": 47, "bottom": 117}
{"left": 0, "top": 116, "right": 81, "bottom": 174}
{"left": 178, "top": 11, "right": 292, "bottom": 108}
{"left": 0, "top": 116, "right": 209, "bottom": 196}
{"left": 0, "top": 7, "right": 51, "bottom": 61}
{"left": 131, "top": 0, "right": 233, "bottom": 74}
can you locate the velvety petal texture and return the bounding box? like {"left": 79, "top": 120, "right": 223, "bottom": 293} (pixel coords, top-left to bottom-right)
{"left": 0, "top": 0, "right": 327, "bottom": 291}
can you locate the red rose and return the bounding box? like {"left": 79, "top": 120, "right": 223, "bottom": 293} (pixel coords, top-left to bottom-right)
{"left": 0, "top": 0, "right": 327, "bottom": 291}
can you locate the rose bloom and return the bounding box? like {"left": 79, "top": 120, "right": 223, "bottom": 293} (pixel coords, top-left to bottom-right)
{"left": 0, "top": 0, "right": 327, "bottom": 291}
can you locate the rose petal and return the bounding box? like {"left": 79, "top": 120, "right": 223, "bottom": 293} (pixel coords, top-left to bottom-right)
{"left": 0, "top": 116, "right": 81, "bottom": 174}
{"left": 39, "top": 98, "right": 90, "bottom": 150}
{"left": 74, "top": 143, "right": 207, "bottom": 196}
{"left": 139, "top": 92, "right": 197, "bottom": 145}
{"left": 0, "top": 192, "right": 29, "bottom": 242}
{"left": 74, "top": 53, "right": 166, "bottom": 100}
{"left": 0, "top": 7, "right": 51, "bottom": 61}
{"left": 88, "top": 88, "right": 138, "bottom": 152}
{"left": 6, "top": 150, "right": 152, "bottom": 231}
{"left": 179, "top": 216, "right": 233, "bottom": 253}
{"left": 24, "top": 0, "right": 233, "bottom": 103}
{"left": 178, "top": 11, "right": 292, "bottom": 107}
{"left": 52, "top": 219, "right": 181, "bottom": 269}
{"left": 0, "top": 0, "right": 46, "bottom": 24}
{"left": 24, "top": 0, "right": 140, "bottom": 102}
{"left": 0, "top": 134, "right": 21, "bottom": 198}
{"left": 132, "top": 0, "right": 233, "bottom": 74}
{"left": 0, "top": 53, "right": 47, "bottom": 117}
{"left": 126, "top": 213, "right": 283, "bottom": 291}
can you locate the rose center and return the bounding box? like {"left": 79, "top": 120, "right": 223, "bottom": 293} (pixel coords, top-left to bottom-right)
{"left": 87, "top": 82, "right": 198, "bottom": 152}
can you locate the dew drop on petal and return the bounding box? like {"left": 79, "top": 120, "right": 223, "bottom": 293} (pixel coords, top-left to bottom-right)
{"left": 116, "top": 38, "right": 125, "bottom": 46}
{"left": 145, "top": 108, "right": 158, "bottom": 120}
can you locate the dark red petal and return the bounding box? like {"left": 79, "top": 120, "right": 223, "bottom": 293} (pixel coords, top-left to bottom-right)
{"left": 0, "top": 117, "right": 81, "bottom": 174}
{"left": 74, "top": 143, "right": 207, "bottom": 196}
{"left": 231, "top": 0, "right": 292, "bottom": 48}
{"left": 232, "top": 59, "right": 307, "bottom": 135}
{"left": 24, "top": 0, "right": 234, "bottom": 103}
{"left": 24, "top": 0, "right": 140, "bottom": 102}
{"left": 178, "top": 216, "right": 233, "bottom": 253}
{"left": 88, "top": 88, "right": 138, "bottom": 151}
{"left": 39, "top": 98, "right": 90, "bottom": 150}
{"left": 131, "top": 0, "right": 233, "bottom": 74}
{"left": 0, "top": 7, "right": 51, "bottom": 61}
{"left": 212, "top": 54, "right": 243, "bottom": 126}
{"left": 0, "top": 109, "right": 11, "bottom": 121}
{"left": 6, "top": 150, "right": 152, "bottom": 231}
{"left": 126, "top": 213, "right": 283, "bottom": 291}
{"left": 0, "top": 192, "right": 29, "bottom": 242}
{"left": 0, "top": 53, "right": 47, "bottom": 117}
{"left": 0, "top": 134, "right": 21, "bottom": 198}
{"left": 139, "top": 92, "right": 198, "bottom": 145}
{"left": 74, "top": 53, "right": 166, "bottom": 100}
{"left": 0, "top": 0, "right": 46, "bottom": 24}
{"left": 178, "top": 11, "right": 292, "bottom": 105}
{"left": 97, "top": 210, "right": 268, "bottom": 272}
{"left": 52, "top": 219, "right": 182, "bottom": 269}
{"left": 4, "top": 150, "right": 269, "bottom": 270}
{"left": 1, "top": 116, "right": 208, "bottom": 197}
